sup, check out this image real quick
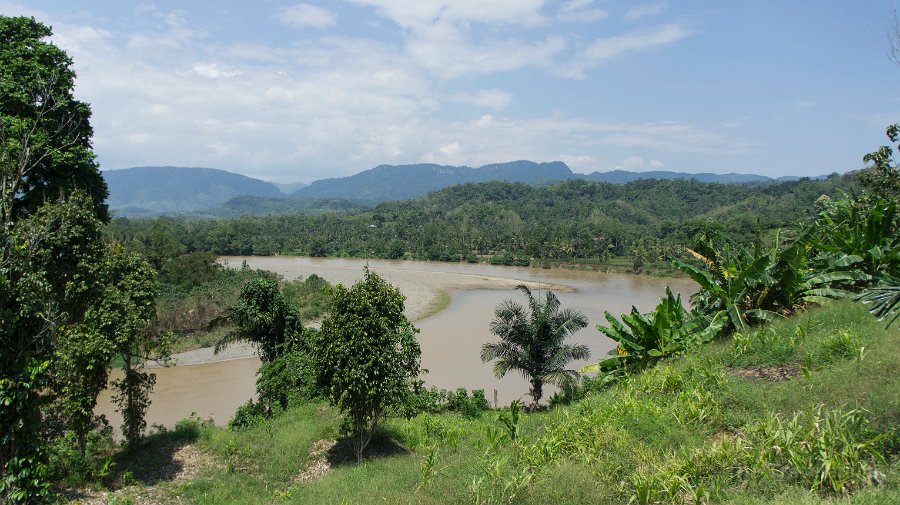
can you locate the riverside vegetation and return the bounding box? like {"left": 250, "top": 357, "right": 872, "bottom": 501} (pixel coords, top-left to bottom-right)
{"left": 1, "top": 13, "right": 899, "bottom": 505}
{"left": 50, "top": 125, "right": 900, "bottom": 503}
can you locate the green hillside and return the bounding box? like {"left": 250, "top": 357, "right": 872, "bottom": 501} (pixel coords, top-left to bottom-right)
{"left": 74, "top": 300, "right": 899, "bottom": 504}
{"left": 110, "top": 175, "right": 857, "bottom": 268}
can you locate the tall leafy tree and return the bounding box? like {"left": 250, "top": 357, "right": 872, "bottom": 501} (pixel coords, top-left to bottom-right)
{"left": 98, "top": 246, "right": 169, "bottom": 447}
{"left": 481, "top": 285, "right": 590, "bottom": 408}
{"left": 1, "top": 192, "right": 105, "bottom": 501}
{"left": 0, "top": 16, "right": 108, "bottom": 223}
{"left": 1, "top": 16, "right": 108, "bottom": 501}
{"left": 315, "top": 268, "right": 421, "bottom": 462}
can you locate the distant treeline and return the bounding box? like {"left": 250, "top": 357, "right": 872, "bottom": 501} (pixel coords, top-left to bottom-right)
{"left": 108, "top": 176, "right": 858, "bottom": 267}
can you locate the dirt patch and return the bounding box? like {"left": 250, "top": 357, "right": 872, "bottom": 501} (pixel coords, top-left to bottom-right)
{"left": 295, "top": 439, "right": 336, "bottom": 484}
{"left": 63, "top": 442, "right": 221, "bottom": 504}
{"left": 729, "top": 364, "right": 801, "bottom": 381}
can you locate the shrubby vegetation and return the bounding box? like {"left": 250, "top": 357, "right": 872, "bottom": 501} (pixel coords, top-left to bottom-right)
{"left": 314, "top": 268, "right": 423, "bottom": 462}
{"left": 111, "top": 299, "right": 895, "bottom": 504}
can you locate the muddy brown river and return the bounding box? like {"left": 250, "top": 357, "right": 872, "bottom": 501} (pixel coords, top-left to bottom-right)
{"left": 96, "top": 257, "right": 696, "bottom": 429}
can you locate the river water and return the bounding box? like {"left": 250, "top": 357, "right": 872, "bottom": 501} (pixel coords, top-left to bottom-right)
{"left": 96, "top": 257, "right": 696, "bottom": 428}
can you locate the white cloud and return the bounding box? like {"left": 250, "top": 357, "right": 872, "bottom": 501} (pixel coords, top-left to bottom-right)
{"left": 649, "top": 159, "right": 664, "bottom": 169}
{"left": 557, "top": 0, "right": 608, "bottom": 23}
{"left": 625, "top": 2, "right": 668, "bottom": 20}
{"left": 350, "top": 0, "right": 548, "bottom": 28}
{"left": 408, "top": 32, "right": 565, "bottom": 79}
{"left": 439, "top": 142, "right": 461, "bottom": 155}
{"left": 278, "top": 3, "right": 337, "bottom": 29}
{"left": 620, "top": 156, "right": 645, "bottom": 170}
{"left": 351, "top": 0, "right": 562, "bottom": 79}
{"left": 28, "top": 4, "right": 748, "bottom": 182}
{"left": 449, "top": 90, "right": 511, "bottom": 110}
{"left": 563, "top": 24, "right": 690, "bottom": 77}
{"left": 126, "top": 8, "right": 207, "bottom": 51}
{"left": 558, "top": 154, "right": 596, "bottom": 172}
{"left": 192, "top": 63, "right": 242, "bottom": 79}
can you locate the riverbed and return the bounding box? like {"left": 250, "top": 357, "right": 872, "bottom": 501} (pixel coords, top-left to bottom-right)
{"left": 95, "top": 257, "right": 696, "bottom": 428}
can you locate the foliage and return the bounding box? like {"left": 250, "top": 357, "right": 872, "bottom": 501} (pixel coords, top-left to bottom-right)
{"left": 230, "top": 349, "right": 320, "bottom": 429}
{"left": 216, "top": 277, "right": 306, "bottom": 363}
{"left": 587, "top": 287, "right": 726, "bottom": 373}
{"left": 634, "top": 406, "right": 886, "bottom": 503}
{"left": 107, "top": 176, "right": 855, "bottom": 264}
{"left": 0, "top": 16, "right": 108, "bottom": 222}
{"left": 855, "top": 275, "right": 900, "bottom": 327}
{"left": 402, "top": 387, "right": 492, "bottom": 420}
{"left": 859, "top": 122, "right": 900, "bottom": 199}
{"left": 1, "top": 192, "right": 106, "bottom": 501}
{"left": 314, "top": 268, "right": 422, "bottom": 462}
{"left": 159, "top": 251, "right": 220, "bottom": 291}
{"left": 674, "top": 221, "right": 879, "bottom": 337}
{"left": 280, "top": 273, "right": 331, "bottom": 321}
{"left": 481, "top": 285, "right": 590, "bottom": 407}
{"left": 812, "top": 193, "right": 899, "bottom": 281}
{"left": 130, "top": 299, "right": 899, "bottom": 505}
{"left": 96, "top": 246, "right": 169, "bottom": 447}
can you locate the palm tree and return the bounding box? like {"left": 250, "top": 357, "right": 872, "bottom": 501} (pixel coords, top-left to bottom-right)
{"left": 481, "top": 285, "right": 590, "bottom": 408}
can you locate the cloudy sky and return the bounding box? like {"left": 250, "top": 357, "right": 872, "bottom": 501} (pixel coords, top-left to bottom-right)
{"left": 3, "top": 1, "right": 900, "bottom": 182}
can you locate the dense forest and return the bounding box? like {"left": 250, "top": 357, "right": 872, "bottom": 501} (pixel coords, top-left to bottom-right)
{"left": 109, "top": 175, "right": 856, "bottom": 270}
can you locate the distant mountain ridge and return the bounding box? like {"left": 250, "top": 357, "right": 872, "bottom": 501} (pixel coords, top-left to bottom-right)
{"left": 584, "top": 170, "right": 772, "bottom": 184}
{"left": 104, "top": 166, "right": 282, "bottom": 215}
{"left": 104, "top": 163, "right": 823, "bottom": 216}
{"left": 293, "top": 161, "right": 572, "bottom": 201}
{"left": 292, "top": 161, "right": 817, "bottom": 202}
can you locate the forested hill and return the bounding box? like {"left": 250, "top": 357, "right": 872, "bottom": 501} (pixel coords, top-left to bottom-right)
{"left": 291, "top": 160, "right": 572, "bottom": 201}
{"left": 110, "top": 175, "right": 856, "bottom": 266}
{"left": 584, "top": 169, "right": 776, "bottom": 184}
{"left": 104, "top": 166, "right": 283, "bottom": 215}
{"left": 104, "top": 163, "right": 825, "bottom": 217}
{"left": 292, "top": 160, "right": 802, "bottom": 203}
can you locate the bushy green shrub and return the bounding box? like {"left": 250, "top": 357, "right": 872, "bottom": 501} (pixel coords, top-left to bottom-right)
{"left": 228, "top": 348, "right": 320, "bottom": 429}
{"left": 401, "top": 386, "right": 492, "bottom": 418}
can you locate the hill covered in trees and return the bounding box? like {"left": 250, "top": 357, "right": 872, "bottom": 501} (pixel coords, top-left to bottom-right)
{"left": 103, "top": 162, "right": 826, "bottom": 217}
{"left": 110, "top": 175, "right": 856, "bottom": 269}
{"left": 104, "top": 166, "right": 284, "bottom": 215}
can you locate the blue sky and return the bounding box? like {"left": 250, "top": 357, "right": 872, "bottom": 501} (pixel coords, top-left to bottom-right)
{"left": 3, "top": 1, "right": 899, "bottom": 182}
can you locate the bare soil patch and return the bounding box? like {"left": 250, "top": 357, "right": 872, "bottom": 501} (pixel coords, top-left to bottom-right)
{"left": 728, "top": 364, "right": 801, "bottom": 381}
{"left": 63, "top": 441, "right": 220, "bottom": 504}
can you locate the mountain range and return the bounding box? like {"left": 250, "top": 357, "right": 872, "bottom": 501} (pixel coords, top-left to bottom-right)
{"left": 103, "top": 162, "right": 821, "bottom": 216}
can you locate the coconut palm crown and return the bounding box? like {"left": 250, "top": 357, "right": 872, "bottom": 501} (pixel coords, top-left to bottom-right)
{"left": 481, "top": 285, "right": 590, "bottom": 407}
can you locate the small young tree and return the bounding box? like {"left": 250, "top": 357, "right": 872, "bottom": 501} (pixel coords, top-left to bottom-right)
{"left": 217, "top": 277, "right": 304, "bottom": 363}
{"left": 99, "top": 246, "right": 170, "bottom": 447}
{"left": 481, "top": 285, "right": 590, "bottom": 408}
{"left": 315, "top": 268, "right": 421, "bottom": 462}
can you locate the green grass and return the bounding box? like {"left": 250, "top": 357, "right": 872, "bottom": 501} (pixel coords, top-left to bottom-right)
{"left": 88, "top": 300, "right": 898, "bottom": 504}
{"left": 417, "top": 289, "right": 452, "bottom": 321}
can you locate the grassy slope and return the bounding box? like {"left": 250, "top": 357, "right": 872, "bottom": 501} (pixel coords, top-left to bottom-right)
{"left": 106, "top": 300, "right": 898, "bottom": 504}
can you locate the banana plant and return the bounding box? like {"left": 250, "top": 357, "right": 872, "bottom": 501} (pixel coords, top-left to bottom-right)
{"left": 753, "top": 228, "right": 869, "bottom": 311}
{"left": 855, "top": 275, "right": 900, "bottom": 327}
{"left": 582, "top": 288, "right": 726, "bottom": 373}
{"left": 674, "top": 244, "right": 776, "bottom": 332}
{"left": 813, "top": 195, "right": 899, "bottom": 280}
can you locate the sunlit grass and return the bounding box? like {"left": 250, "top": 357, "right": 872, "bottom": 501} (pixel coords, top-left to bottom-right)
{"left": 95, "top": 299, "right": 898, "bottom": 504}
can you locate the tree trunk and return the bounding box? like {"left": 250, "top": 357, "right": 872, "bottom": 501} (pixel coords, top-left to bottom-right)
{"left": 529, "top": 379, "right": 543, "bottom": 410}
